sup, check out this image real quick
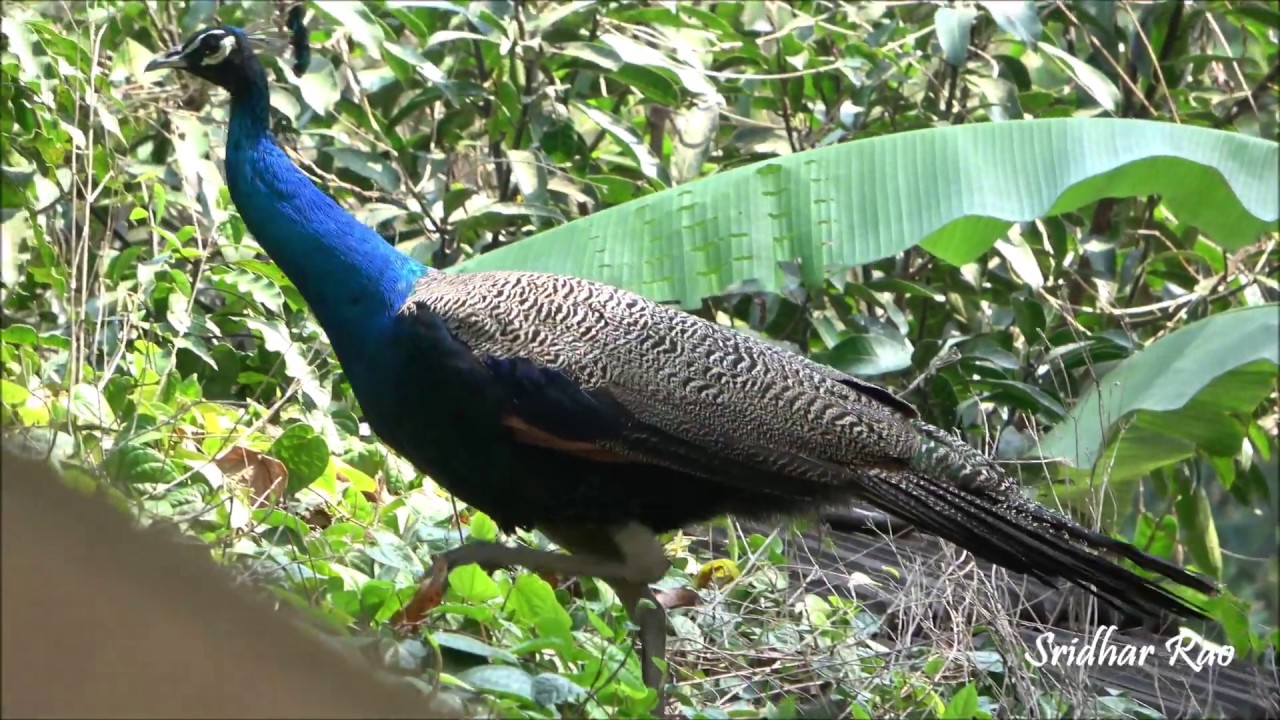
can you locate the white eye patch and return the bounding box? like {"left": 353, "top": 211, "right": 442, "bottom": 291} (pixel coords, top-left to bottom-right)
{"left": 200, "top": 33, "right": 238, "bottom": 66}
{"left": 179, "top": 27, "right": 224, "bottom": 54}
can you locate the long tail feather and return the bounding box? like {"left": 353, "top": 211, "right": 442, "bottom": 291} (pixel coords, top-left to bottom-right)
{"left": 864, "top": 420, "right": 1220, "bottom": 623}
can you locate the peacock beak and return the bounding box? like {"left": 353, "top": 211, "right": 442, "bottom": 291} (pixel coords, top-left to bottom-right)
{"left": 144, "top": 47, "right": 189, "bottom": 72}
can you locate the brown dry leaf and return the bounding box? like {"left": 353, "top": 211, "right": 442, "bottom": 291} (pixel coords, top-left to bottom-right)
{"left": 391, "top": 557, "right": 449, "bottom": 631}
{"left": 301, "top": 507, "right": 332, "bottom": 529}
{"left": 654, "top": 587, "right": 700, "bottom": 611}
{"left": 216, "top": 446, "right": 287, "bottom": 509}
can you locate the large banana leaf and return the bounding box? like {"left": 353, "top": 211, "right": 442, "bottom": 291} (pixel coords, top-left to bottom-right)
{"left": 455, "top": 118, "right": 1278, "bottom": 308}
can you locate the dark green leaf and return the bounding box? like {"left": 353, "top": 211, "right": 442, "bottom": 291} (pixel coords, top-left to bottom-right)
{"left": 432, "top": 631, "right": 518, "bottom": 663}
{"left": 105, "top": 445, "right": 182, "bottom": 485}
{"left": 981, "top": 1, "right": 1043, "bottom": 42}
{"left": 1133, "top": 512, "right": 1179, "bottom": 560}
{"left": 819, "top": 332, "right": 914, "bottom": 377}
{"left": 269, "top": 424, "right": 330, "bottom": 494}
{"left": 326, "top": 148, "right": 401, "bottom": 193}
{"left": 1175, "top": 484, "right": 1223, "bottom": 578}
{"left": 940, "top": 683, "right": 980, "bottom": 720}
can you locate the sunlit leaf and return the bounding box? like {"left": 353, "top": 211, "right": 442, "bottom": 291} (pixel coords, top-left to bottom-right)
{"left": 507, "top": 574, "right": 572, "bottom": 639}
{"left": 935, "top": 7, "right": 978, "bottom": 68}
{"left": 459, "top": 120, "right": 1277, "bottom": 308}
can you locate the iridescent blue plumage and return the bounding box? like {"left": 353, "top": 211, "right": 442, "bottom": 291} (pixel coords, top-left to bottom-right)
{"left": 221, "top": 31, "right": 422, "bottom": 353}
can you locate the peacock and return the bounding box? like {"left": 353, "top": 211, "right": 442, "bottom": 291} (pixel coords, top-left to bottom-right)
{"left": 145, "top": 24, "right": 1219, "bottom": 705}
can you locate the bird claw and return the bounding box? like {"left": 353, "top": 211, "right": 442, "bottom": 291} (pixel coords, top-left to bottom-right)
{"left": 390, "top": 556, "right": 451, "bottom": 631}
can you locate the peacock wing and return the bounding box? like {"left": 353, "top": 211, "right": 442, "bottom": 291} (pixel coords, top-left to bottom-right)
{"left": 402, "top": 271, "right": 923, "bottom": 491}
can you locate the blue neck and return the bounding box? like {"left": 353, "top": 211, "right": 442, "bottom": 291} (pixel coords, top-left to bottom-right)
{"left": 222, "top": 76, "right": 427, "bottom": 363}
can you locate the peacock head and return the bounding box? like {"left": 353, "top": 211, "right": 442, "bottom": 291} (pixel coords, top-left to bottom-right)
{"left": 145, "top": 26, "right": 264, "bottom": 94}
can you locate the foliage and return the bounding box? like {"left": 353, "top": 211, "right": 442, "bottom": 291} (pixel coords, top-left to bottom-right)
{"left": 2, "top": 1, "right": 1277, "bottom": 716}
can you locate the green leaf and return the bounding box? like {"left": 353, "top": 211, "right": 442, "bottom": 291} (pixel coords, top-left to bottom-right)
{"left": 531, "top": 672, "right": 587, "bottom": 707}
{"left": 1175, "top": 485, "right": 1223, "bottom": 578}
{"left": 976, "top": 75, "right": 1025, "bottom": 123}
{"left": 981, "top": 1, "right": 1043, "bottom": 42}
{"left": 818, "top": 331, "right": 914, "bottom": 377}
{"left": 69, "top": 383, "right": 115, "bottom": 427}
{"left": 364, "top": 529, "right": 422, "bottom": 573}
{"left": 574, "top": 101, "right": 664, "bottom": 184}
{"left": 431, "top": 631, "right": 518, "bottom": 663}
{"left": 424, "top": 30, "right": 491, "bottom": 48}
{"left": 506, "top": 149, "right": 549, "bottom": 209}
{"left": 336, "top": 460, "right": 378, "bottom": 494}
{"left": 454, "top": 201, "right": 565, "bottom": 231}
{"left": 359, "top": 580, "right": 396, "bottom": 620}
{"left": 456, "top": 665, "right": 535, "bottom": 701}
{"left": 599, "top": 32, "right": 714, "bottom": 96}
{"left": 976, "top": 379, "right": 1067, "bottom": 421}
{"left": 1, "top": 379, "right": 30, "bottom": 405}
{"left": 105, "top": 445, "right": 182, "bottom": 485}
{"left": 1036, "top": 42, "right": 1121, "bottom": 113}
{"left": 611, "top": 64, "right": 681, "bottom": 107}
{"left": 432, "top": 603, "right": 495, "bottom": 624}
{"left": 1207, "top": 593, "right": 1258, "bottom": 656}
{"left": 2, "top": 324, "right": 38, "bottom": 346}
{"left": 269, "top": 424, "right": 330, "bottom": 494}
{"left": 507, "top": 573, "right": 572, "bottom": 639}
{"left": 586, "top": 174, "right": 639, "bottom": 205}
{"left": 325, "top": 148, "right": 400, "bottom": 193}
{"left": 293, "top": 61, "right": 341, "bottom": 115}
{"left": 934, "top": 7, "right": 977, "bottom": 68}
{"left": 457, "top": 120, "right": 1278, "bottom": 309}
{"left": 313, "top": 2, "right": 384, "bottom": 59}
{"left": 217, "top": 266, "right": 286, "bottom": 313}
{"left": 1133, "top": 513, "right": 1179, "bottom": 559}
{"left": 448, "top": 564, "right": 501, "bottom": 603}
{"left": 671, "top": 100, "right": 720, "bottom": 184}
{"left": 1035, "top": 304, "right": 1279, "bottom": 471}
{"left": 173, "top": 335, "right": 218, "bottom": 370}
{"left": 940, "top": 683, "right": 980, "bottom": 720}
{"left": 994, "top": 234, "right": 1043, "bottom": 287}
{"left": 555, "top": 41, "right": 622, "bottom": 69}
{"left": 468, "top": 511, "right": 499, "bottom": 542}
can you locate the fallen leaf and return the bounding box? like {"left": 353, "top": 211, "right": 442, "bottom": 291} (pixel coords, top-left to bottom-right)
{"left": 302, "top": 507, "right": 332, "bottom": 529}
{"left": 216, "top": 446, "right": 287, "bottom": 509}
{"left": 391, "top": 556, "right": 449, "bottom": 630}
{"left": 654, "top": 587, "right": 701, "bottom": 610}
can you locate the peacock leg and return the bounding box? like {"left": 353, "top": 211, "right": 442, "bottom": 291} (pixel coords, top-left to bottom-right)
{"left": 430, "top": 520, "right": 670, "bottom": 589}
{"left": 539, "top": 524, "right": 671, "bottom": 711}
{"left": 610, "top": 580, "right": 669, "bottom": 712}
{"left": 392, "top": 523, "right": 672, "bottom": 706}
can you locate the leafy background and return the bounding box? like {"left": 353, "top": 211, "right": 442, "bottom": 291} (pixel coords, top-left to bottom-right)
{"left": 1, "top": 1, "right": 1277, "bottom": 717}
